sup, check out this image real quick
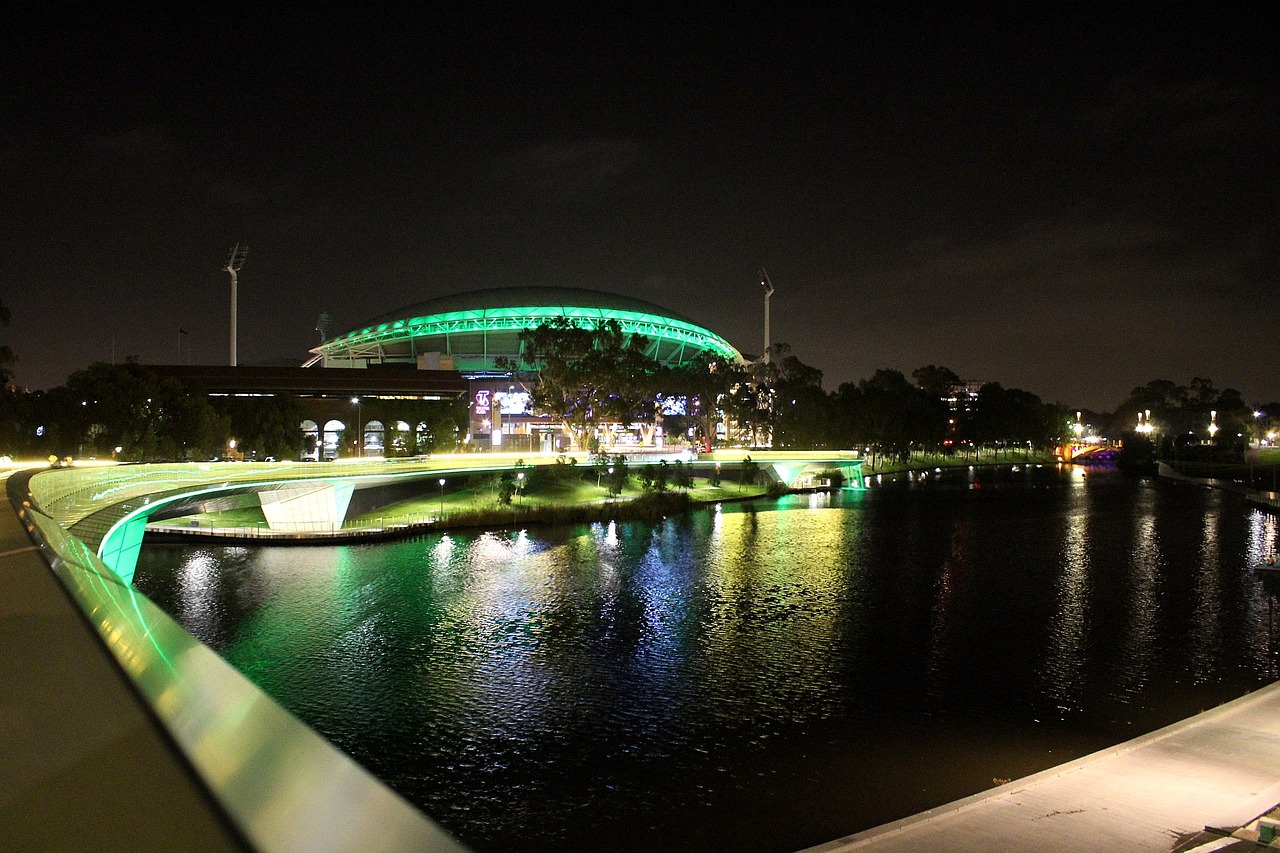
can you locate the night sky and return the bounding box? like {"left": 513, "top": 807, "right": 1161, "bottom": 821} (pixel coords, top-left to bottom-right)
{"left": 4, "top": 6, "right": 1275, "bottom": 411}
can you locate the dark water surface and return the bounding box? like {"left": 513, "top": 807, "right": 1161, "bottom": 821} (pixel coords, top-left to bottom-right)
{"left": 134, "top": 466, "right": 1280, "bottom": 852}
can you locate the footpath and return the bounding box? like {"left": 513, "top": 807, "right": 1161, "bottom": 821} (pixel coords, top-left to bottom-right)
{"left": 803, "top": 678, "right": 1280, "bottom": 852}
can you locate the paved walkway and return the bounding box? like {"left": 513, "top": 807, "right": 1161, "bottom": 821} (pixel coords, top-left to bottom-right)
{"left": 803, "top": 679, "right": 1280, "bottom": 851}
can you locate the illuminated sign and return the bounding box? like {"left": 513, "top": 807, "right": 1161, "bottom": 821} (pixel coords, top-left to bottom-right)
{"left": 495, "top": 390, "right": 532, "bottom": 415}
{"left": 659, "top": 395, "right": 687, "bottom": 416}
{"left": 474, "top": 390, "right": 491, "bottom": 416}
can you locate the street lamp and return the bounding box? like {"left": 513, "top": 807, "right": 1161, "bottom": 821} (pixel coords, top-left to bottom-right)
{"left": 517, "top": 471, "right": 525, "bottom": 504}
{"left": 223, "top": 244, "right": 248, "bottom": 367}
{"left": 760, "top": 269, "right": 776, "bottom": 364}
{"left": 1208, "top": 410, "right": 1219, "bottom": 439}
{"left": 351, "top": 397, "right": 362, "bottom": 457}
{"left": 438, "top": 478, "right": 445, "bottom": 516}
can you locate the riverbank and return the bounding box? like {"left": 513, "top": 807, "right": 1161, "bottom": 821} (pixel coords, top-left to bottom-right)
{"left": 1157, "top": 460, "right": 1280, "bottom": 516}
{"left": 860, "top": 449, "right": 1058, "bottom": 477}
{"left": 147, "top": 449, "right": 1057, "bottom": 545}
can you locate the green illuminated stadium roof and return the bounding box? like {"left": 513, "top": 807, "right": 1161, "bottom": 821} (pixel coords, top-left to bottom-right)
{"left": 311, "top": 286, "right": 743, "bottom": 366}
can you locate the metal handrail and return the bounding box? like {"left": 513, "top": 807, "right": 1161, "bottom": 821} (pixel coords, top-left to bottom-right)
{"left": 8, "top": 470, "right": 469, "bottom": 853}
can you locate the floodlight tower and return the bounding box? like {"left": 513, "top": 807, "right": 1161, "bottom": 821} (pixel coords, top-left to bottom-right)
{"left": 759, "top": 268, "right": 776, "bottom": 364}
{"left": 224, "top": 244, "right": 249, "bottom": 366}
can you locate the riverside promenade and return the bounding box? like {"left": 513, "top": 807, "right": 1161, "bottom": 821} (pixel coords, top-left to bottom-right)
{"left": 804, "top": 679, "right": 1280, "bottom": 851}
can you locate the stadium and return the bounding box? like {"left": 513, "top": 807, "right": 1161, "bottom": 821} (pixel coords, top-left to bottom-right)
{"left": 305, "top": 286, "right": 746, "bottom": 453}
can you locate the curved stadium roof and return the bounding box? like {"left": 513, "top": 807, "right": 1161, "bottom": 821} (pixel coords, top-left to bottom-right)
{"left": 309, "top": 286, "right": 743, "bottom": 373}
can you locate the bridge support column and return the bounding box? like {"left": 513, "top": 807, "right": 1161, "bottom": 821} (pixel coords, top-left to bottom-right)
{"left": 257, "top": 481, "right": 355, "bottom": 533}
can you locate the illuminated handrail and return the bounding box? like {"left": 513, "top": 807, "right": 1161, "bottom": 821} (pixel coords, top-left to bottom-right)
{"left": 9, "top": 471, "right": 469, "bottom": 853}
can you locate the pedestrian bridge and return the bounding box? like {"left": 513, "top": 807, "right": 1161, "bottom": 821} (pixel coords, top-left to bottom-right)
{"left": 28, "top": 450, "right": 864, "bottom": 585}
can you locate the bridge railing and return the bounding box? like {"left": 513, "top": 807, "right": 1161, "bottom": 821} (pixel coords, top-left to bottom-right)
{"left": 8, "top": 470, "right": 469, "bottom": 853}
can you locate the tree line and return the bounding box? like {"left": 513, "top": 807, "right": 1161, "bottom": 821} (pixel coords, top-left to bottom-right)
{"left": 0, "top": 359, "right": 467, "bottom": 462}
{"left": 500, "top": 318, "right": 1068, "bottom": 460}
{"left": 0, "top": 297, "right": 1268, "bottom": 465}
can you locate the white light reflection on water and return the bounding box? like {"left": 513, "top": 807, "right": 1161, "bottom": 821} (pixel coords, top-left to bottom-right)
{"left": 1244, "top": 510, "right": 1280, "bottom": 675}
{"left": 1115, "top": 509, "right": 1158, "bottom": 701}
{"left": 1043, "top": 484, "right": 1090, "bottom": 718}
{"left": 175, "top": 549, "right": 218, "bottom": 635}
{"left": 924, "top": 517, "right": 968, "bottom": 702}
{"left": 1189, "top": 510, "right": 1223, "bottom": 684}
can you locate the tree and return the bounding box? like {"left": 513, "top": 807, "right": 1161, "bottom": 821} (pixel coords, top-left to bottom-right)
{"left": 505, "top": 317, "right": 660, "bottom": 450}
{"left": 224, "top": 393, "right": 307, "bottom": 460}
{"left": 772, "top": 351, "right": 836, "bottom": 449}
{"left": 910, "top": 365, "right": 961, "bottom": 452}
{"left": 52, "top": 362, "right": 226, "bottom": 460}
{"left": 835, "top": 369, "right": 916, "bottom": 465}
{"left": 911, "top": 365, "right": 961, "bottom": 399}
{"left": 653, "top": 460, "right": 669, "bottom": 493}
{"left": 497, "top": 472, "right": 516, "bottom": 505}
{"left": 606, "top": 454, "right": 628, "bottom": 496}
{"left": 662, "top": 351, "right": 741, "bottom": 451}
{"left": 740, "top": 456, "right": 759, "bottom": 489}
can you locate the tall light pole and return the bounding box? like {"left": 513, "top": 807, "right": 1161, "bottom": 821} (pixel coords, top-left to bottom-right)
{"left": 759, "top": 268, "right": 775, "bottom": 364}
{"left": 439, "top": 478, "right": 445, "bottom": 516}
{"left": 224, "top": 244, "right": 249, "bottom": 366}
{"left": 351, "top": 397, "right": 362, "bottom": 457}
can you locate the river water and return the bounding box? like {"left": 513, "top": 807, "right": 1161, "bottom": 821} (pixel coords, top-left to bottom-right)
{"left": 134, "top": 465, "right": 1280, "bottom": 852}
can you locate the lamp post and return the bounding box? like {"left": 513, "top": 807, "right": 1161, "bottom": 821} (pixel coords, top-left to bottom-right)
{"left": 223, "top": 244, "right": 248, "bottom": 367}
{"left": 760, "top": 269, "right": 775, "bottom": 364}
{"left": 351, "top": 397, "right": 362, "bottom": 457}
{"left": 517, "top": 471, "right": 525, "bottom": 505}
{"left": 438, "top": 478, "right": 445, "bottom": 516}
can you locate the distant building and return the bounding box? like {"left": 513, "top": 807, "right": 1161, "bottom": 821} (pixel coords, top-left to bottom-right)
{"left": 945, "top": 380, "right": 984, "bottom": 419}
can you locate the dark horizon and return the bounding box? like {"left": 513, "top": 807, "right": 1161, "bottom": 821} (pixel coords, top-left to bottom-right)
{"left": 3, "top": 7, "right": 1275, "bottom": 412}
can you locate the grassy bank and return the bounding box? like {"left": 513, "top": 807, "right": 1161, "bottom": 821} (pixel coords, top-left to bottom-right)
{"left": 161, "top": 473, "right": 774, "bottom": 536}
{"left": 346, "top": 475, "right": 772, "bottom": 531}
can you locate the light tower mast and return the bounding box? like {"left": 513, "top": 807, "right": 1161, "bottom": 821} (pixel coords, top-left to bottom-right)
{"left": 759, "top": 268, "right": 775, "bottom": 364}
{"left": 224, "top": 244, "right": 249, "bottom": 366}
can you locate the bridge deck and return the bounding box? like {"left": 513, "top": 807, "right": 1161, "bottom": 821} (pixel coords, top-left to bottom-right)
{"left": 0, "top": 471, "right": 247, "bottom": 850}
